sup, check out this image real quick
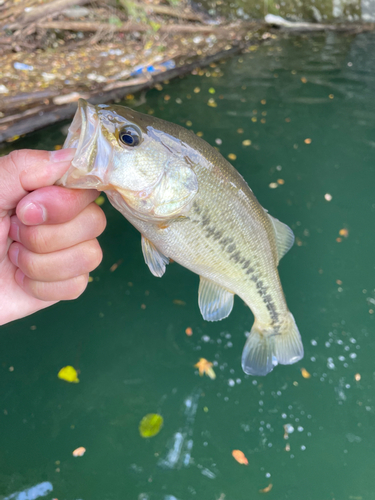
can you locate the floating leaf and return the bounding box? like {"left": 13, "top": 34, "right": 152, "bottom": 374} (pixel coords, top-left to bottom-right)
{"left": 232, "top": 449, "right": 248, "bottom": 465}
{"left": 195, "top": 358, "right": 216, "bottom": 379}
{"left": 72, "top": 447, "right": 86, "bottom": 457}
{"left": 58, "top": 366, "right": 79, "bottom": 383}
{"left": 139, "top": 413, "right": 164, "bottom": 438}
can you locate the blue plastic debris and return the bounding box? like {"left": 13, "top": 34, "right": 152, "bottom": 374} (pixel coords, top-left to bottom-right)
{"left": 130, "top": 60, "right": 175, "bottom": 77}
{"left": 14, "top": 62, "right": 34, "bottom": 71}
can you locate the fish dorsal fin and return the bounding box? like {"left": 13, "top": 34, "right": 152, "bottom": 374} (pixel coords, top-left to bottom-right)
{"left": 267, "top": 214, "right": 295, "bottom": 263}
{"left": 198, "top": 277, "right": 234, "bottom": 322}
{"left": 141, "top": 235, "right": 169, "bottom": 277}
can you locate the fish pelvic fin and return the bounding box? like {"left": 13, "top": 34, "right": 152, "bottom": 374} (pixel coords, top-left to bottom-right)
{"left": 241, "top": 312, "right": 304, "bottom": 376}
{"left": 141, "top": 235, "right": 169, "bottom": 277}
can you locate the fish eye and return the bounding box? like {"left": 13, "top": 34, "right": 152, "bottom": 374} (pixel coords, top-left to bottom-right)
{"left": 119, "top": 126, "right": 141, "bottom": 147}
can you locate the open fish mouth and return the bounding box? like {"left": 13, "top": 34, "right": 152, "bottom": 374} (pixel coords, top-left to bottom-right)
{"left": 57, "top": 99, "right": 109, "bottom": 189}
{"left": 64, "top": 98, "right": 90, "bottom": 153}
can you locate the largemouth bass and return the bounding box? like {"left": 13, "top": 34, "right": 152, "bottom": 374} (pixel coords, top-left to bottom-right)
{"left": 57, "top": 99, "right": 303, "bottom": 376}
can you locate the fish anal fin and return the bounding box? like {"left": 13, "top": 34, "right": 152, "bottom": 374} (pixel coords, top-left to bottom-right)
{"left": 198, "top": 276, "right": 234, "bottom": 322}
{"left": 267, "top": 214, "right": 295, "bottom": 263}
{"left": 141, "top": 235, "right": 169, "bottom": 278}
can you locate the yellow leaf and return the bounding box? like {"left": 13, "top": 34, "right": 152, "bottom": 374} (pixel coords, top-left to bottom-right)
{"left": 58, "top": 366, "right": 79, "bottom": 383}
{"left": 95, "top": 195, "right": 105, "bottom": 206}
{"left": 301, "top": 368, "right": 311, "bottom": 379}
{"left": 195, "top": 358, "right": 216, "bottom": 379}
{"left": 139, "top": 413, "right": 163, "bottom": 438}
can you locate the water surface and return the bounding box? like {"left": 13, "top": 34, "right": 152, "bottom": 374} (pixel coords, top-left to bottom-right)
{"left": 1, "top": 33, "right": 375, "bottom": 500}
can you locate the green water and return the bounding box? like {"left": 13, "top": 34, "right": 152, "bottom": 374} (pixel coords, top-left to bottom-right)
{"left": 2, "top": 33, "right": 375, "bottom": 500}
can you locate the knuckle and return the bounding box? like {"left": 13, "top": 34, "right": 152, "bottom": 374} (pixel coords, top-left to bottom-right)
{"left": 24, "top": 226, "right": 49, "bottom": 253}
{"left": 69, "top": 274, "right": 89, "bottom": 299}
{"left": 82, "top": 240, "right": 103, "bottom": 271}
{"left": 18, "top": 248, "right": 41, "bottom": 279}
{"left": 92, "top": 205, "right": 107, "bottom": 235}
{"left": 8, "top": 150, "right": 26, "bottom": 169}
{"left": 83, "top": 203, "right": 107, "bottom": 237}
{"left": 26, "top": 279, "right": 50, "bottom": 301}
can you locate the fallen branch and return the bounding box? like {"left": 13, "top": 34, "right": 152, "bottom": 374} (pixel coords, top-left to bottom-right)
{"left": 15, "top": 0, "right": 92, "bottom": 26}
{"left": 264, "top": 13, "right": 375, "bottom": 33}
{"left": 34, "top": 20, "right": 223, "bottom": 33}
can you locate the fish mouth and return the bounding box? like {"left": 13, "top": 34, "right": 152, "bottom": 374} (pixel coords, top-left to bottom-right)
{"left": 57, "top": 99, "right": 109, "bottom": 189}
{"left": 64, "top": 98, "right": 90, "bottom": 153}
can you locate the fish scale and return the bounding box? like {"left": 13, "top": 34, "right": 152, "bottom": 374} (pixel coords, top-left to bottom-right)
{"left": 57, "top": 99, "right": 304, "bottom": 376}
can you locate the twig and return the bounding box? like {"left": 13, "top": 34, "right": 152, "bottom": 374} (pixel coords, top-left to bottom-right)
{"left": 132, "top": 2, "right": 204, "bottom": 22}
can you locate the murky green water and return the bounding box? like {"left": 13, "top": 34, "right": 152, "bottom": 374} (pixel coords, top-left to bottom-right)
{"left": 2, "top": 33, "right": 375, "bottom": 500}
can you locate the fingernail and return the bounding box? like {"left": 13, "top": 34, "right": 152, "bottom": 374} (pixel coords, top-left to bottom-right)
{"left": 15, "top": 269, "right": 25, "bottom": 287}
{"left": 9, "top": 244, "right": 19, "bottom": 266}
{"left": 19, "top": 202, "right": 46, "bottom": 225}
{"left": 49, "top": 148, "right": 76, "bottom": 163}
{"left": 9, "top": 217, "right": 20, "bottom": 242}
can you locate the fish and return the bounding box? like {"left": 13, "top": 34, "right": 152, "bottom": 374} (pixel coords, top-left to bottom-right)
{"left": 57, "top": 99, "right": 303, "bottom": 376}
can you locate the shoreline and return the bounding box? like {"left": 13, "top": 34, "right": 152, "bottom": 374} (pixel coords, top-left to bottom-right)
{"left": 1, "top": 0, "right": 375, "bottom": 145}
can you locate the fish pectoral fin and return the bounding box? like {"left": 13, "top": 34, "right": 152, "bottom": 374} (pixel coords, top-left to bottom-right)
{"left": 198, "top": 277, "right": 234, "bottom": 321}
{"left": 141, "top": 235, "right": 169, "bottom": 278}
{"left": 267, "top": 214, "right": 295, "bottom": 263}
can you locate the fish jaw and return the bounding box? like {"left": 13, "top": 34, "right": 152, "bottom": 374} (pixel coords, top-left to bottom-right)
{"left": 57, "top": 99, "right": 114, "bottom": 190}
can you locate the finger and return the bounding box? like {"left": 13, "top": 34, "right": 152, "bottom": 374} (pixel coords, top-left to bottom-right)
{"left": 15, "top": 269, "right": 89, "bottom": 301}
{"left": 0, "top": 214, "right": 10, "bottom": 263}
{"left": 16, "top": 186, "right": 100, "bottom": 225}
{"left": 8, "top": 239, "right": 103, "bottom": 282}
{"left": 0, "top": 148, "right": 76, "bottom": 213}
{"left": 10, "top": 203, "right": 106, "bottom": 253}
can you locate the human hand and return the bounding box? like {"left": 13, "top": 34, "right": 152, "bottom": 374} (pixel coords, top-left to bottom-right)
{"left": 0, "top": 148, "right": 106, "bottom": 326}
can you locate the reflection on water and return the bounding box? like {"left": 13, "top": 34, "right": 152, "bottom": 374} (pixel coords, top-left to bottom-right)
{"left": 1, "top": 32, "right": 375, "bottom": 499}
{"left": 2, "top": 482, "right": 53, "bottom": 500}
{"left": 158, "top": 388, "right": 200, "bottom": 470}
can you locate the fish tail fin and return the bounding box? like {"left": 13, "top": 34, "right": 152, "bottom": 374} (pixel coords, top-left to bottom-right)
{"left": 241, "top": 312, "right": 303, "bottom": 376}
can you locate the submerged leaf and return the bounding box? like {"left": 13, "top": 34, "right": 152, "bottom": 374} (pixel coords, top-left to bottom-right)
{"left": 232, "top": 449, "right": 248, "bottom": 465}
{"left": 301, "top": 367, "right": 311, "bottom": 379}
{"left": 139, "top": 413, "right": 164, "bottom": 438}
{"left": 259, "top": 484, "right": 273, "bottom": 493}
{"left": 58, "top": 366, "right": 79, "bottom": 383}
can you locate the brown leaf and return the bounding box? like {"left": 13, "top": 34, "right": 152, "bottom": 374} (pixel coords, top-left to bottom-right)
{"left": 259, "top": 484, "right": 273, "bottom": 493}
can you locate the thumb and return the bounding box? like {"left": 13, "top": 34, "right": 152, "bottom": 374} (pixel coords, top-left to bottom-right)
{"left": 0, "top": 148, "right": 76, "bottom": 215}
{"left": 0, "top": 148, "right": 75, "bottom": 264}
